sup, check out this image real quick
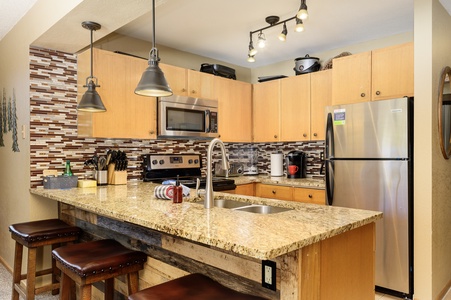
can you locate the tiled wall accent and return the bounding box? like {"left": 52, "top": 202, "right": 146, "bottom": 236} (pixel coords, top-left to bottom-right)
{"left": 29, "top": 47, "right": 325, "bottom": 188}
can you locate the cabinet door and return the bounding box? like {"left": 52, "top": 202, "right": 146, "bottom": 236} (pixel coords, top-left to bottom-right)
{"left": 310, "top": 70, "right": 332, "bottom": 140}
{"left": 187, "top": 70, "right": 216, "bottom": 99}
{"left": 280, "top": 74, "right": 311, "bottom": 141}
{"left": 253, "top": 80, "right": 280, "bottom": 142}
{"left": 234, "top": 183, "right": 255, "bottom": 196}
{"left": 371, "top": 42, "right": 414, "bottom": 101}
{"left": 332, "top": 51, "right": 371, "bottom": 105}
{"left": 293, "top": 188, "right": 325, "bottom": 205}
{"left": 160, "top": 63, "right": 188, "bottom": 96}
{"left": 255, "top": 184, "right": 292, "bottom": 201}
{"left": 216, "top": 77, "right": 252, "bottom": 142}
{"left": 77, "top": 48, "right": 156, "bottom": 139}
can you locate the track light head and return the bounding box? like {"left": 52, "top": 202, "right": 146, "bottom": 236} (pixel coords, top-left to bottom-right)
{"left": 279, "top": 23, "right": 288, "bottom": 41}
{"left": 257, "top": 31, "right": 266, "bottom": 48}
{"left": 297, "top": 0, "right": 308, "bottom": 20}
{"left": 295, "top": 18, "right": 305, "bottom": 32}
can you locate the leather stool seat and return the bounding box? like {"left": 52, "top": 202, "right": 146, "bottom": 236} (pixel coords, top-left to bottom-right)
{"left": 52, "top": 239, "right": 147, "bottom": 299}
{"left": 9, "top": 219, "right": 81, "bottom": 300}
{"left": 128, "top": 273, "right": 268, "bottom": 300}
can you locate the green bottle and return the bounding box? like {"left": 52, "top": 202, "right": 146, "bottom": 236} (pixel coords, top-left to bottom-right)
{"left": 63, "top": 160, "right": 73, "bottom": 176}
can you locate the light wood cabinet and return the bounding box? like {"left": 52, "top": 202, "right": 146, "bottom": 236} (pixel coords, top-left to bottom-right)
{"left": 280, "top": 74, "right": 311, "bottom": 141}
{"left": 160, "top": 63, "right": 188, "bottom": 96}
{"left": 77, "top": 48, "right": 157, "bottom": 139}
{"left": 293, "top": 188, "right": 325, "bottom": 205}
{"left": 215, "top": 77, "right": 252, "bottom": 142}
{"left": 332, "top": 42, "right": 414, "bottom": 105}
{"left": 187, "top": 70, "right": 217, "bottom": 99}
{"left": 234, "top": 183, "right": 255, "bottom": 196}
{"left": 310, "top": 70, "right": 332, "bottom": 140}
{"left": 255, "top": 184, "right": 292, "bottom": 201}
{"left": 253, "top": 80, "right": 280, "bottom": 142}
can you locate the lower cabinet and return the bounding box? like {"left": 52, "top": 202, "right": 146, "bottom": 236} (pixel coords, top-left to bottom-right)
{"left": 236, "top": 183, "right": 325, "bottom": 205}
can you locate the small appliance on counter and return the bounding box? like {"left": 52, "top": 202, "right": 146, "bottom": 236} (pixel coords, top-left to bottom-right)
{"left": 242, "top": 147, "right": 258, "bottom": 175}
{"left": 142, "top": 153, "right": 236, "bottom": 191}
{"left": 270, "top": 153, "right": 284, "bottom": 177}
{"left": 214, "top": 162, "right": 244, "bottom": 177}
{"left": 285, "top": 150, "right": 307, "bottom": 179}
{"left": 200, "top": 63, "right": 236, "bottom": 80}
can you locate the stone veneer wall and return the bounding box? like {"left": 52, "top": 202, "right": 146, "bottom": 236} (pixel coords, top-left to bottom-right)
{"left": 29, "top": 47, "right": 325, "bottom": 188}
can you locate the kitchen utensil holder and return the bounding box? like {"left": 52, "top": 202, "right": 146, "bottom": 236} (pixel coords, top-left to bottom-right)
{"left": 108, "top": 170, "right": 127, "bottom": 185}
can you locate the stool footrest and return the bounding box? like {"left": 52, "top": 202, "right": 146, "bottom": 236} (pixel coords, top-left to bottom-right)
{"left": 19, "top": 267, "right": 53, "bottom": 280}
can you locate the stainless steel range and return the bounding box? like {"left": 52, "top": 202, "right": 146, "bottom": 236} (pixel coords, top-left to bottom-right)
{"left": 142, "top": 154, "right": 236, "bottom": 191}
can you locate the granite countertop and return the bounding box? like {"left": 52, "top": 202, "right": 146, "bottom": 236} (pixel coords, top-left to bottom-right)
{"left": 30, "top": 181, "right": 380, "bottom": 260}
{"left": 232, "top": 175, "right": 325, "bottom": 189}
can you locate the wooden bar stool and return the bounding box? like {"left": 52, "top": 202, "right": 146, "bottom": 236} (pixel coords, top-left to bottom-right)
{"left": 128, "top": 273, "right": 269, "bottom": 300}
{"left": 9, "top": 218, "right": 82, "bottom": 300}
{"left": 52, "top": 239, "right": 147, "bottom": 299}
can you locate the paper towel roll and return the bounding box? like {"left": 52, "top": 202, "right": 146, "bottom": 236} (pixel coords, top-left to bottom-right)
{"left": 270, "top": 153, "right": 284, "bottom": 177}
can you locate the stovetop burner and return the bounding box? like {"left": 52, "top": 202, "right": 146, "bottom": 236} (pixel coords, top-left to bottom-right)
{"left": 142, "top": 154, "right": 236, "bottom": 191}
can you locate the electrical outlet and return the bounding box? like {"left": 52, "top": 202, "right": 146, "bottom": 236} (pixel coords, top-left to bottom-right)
{"left": 262, "top": 260, "right": 276, "bottom": 291}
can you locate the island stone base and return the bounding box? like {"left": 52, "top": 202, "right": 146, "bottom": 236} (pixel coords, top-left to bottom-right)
{"left": 59, "top": 203, "right": 375, "bottom": 300}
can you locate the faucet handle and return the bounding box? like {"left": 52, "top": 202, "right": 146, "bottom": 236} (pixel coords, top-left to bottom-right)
{"left": 196, "top": 178, "right": 206, "bottom": 197}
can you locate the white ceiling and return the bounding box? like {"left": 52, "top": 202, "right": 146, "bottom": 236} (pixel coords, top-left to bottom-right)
{"left": 3, "top": 0, "right": 414, "bottom": 68}
{"left": 0, "top": 0, "right": 37, "bottom": 40}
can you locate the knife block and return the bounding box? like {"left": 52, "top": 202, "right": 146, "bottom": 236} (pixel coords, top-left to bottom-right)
{"left": 107, "top": 164, "right": 127, "bottom": 185}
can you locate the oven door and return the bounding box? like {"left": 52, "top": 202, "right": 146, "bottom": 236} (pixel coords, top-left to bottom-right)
{"left": 158, "top": 96, "right": 218, "bottom": 139}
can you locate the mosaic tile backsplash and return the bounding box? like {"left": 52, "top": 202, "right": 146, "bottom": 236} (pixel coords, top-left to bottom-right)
{"left": 29, "top": 47, "right": 325, "bottom": 188}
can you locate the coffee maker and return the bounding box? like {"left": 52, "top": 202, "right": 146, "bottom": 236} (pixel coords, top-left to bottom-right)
{"left": 285, "top": 150, "right": 307, "bottom": 178}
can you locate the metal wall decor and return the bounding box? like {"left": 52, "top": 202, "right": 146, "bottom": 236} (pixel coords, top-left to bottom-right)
{"left": 0, "top": 88, "right": 20, "bottom": 152}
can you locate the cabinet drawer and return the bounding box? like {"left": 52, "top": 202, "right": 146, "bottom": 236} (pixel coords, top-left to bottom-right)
{"left": 235, "top": 183, "right": 255, "bottom": 196}
{"left": 256, "top": 184, "right": 292, "bottom": 201}
{"left": 293, "top": 188, "right": 325, "bottom": 205}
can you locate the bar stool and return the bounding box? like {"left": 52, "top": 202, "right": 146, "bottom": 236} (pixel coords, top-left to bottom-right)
{"left": 52, "top": 239, "right": 147, "bottom": 299}
{"left": 9, "top": 218, "right": 82, "bottom": 300}
{"left": 128, "top": 273, "right": 269, "bottom": 300}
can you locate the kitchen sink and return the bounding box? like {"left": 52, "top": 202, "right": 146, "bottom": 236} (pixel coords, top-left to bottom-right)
{"left": 233, "top": 205, "right": 292, "bottom": 214}
{"left": 195, "top": 199, "right": 292, "bottom": 214}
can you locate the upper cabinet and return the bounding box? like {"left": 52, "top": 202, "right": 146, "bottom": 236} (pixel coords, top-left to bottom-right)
{"left": 216, "top": 77, "right": 252, "bottom": 142}
{"left": 77, "top": 48, "right": 157, "bottom": 139}
{"left": 160, "top": 63, "right": 188, "bottom": 96}
{"left": 253, "top": 80, "right": 280, "bottom": 142}
{"left": 310, "top": 69, "right": 332, "bottom": 140}
{"left": 332, "top": 42, "right": 413, "bottom": 105}
{"left": 280, "top": 74, "right": 311, "bottom": 141}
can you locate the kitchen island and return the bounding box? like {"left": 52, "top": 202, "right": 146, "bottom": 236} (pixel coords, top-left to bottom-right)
{"left": 30, "top": 181, "right": 381, "bottom": 300}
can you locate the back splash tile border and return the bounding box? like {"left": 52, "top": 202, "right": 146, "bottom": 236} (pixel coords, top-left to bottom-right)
{"left": 29, "top": 47, "right": 325, "bottom": 188}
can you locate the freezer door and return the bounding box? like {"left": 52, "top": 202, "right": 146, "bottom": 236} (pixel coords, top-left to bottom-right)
{"left": 332, "top": 160, "right": 410, "bottom": 294}
{"left": 326, "top": 98, "right": 409, "bottom": 158}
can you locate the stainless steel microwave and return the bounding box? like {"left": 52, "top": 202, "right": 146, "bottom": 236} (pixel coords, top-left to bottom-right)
{"left": 157, "top": 95, "right": 218, "bottom": 139}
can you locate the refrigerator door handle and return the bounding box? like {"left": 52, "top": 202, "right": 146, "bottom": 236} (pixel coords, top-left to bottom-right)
{"left": 325, "top": 112, "right": 335, "bottom": 205}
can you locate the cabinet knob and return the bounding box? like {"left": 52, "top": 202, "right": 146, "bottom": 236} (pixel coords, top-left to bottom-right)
{"left": 274, "top": 135, "right": 278, "bottom": 139}
{"left": 308, "top": 194, "right": 313, "bottom": 198}
{"left": 181, "top": 88, "right": 186, "bottom": 92}
{"left": 313, "top": 133, "right": 318, "bottom": 137}
{"left": 150, "top": 131, "right": 155, "bottom": 135}
{"left": 272, "top": 190, "right": 276, "bottom": 194}
{"left": 375, "top": 91, "right": 381, "bottom": 96}
{"left": 360, "top": 93, "right": 366, "bottom": 97}
{"left": 303, "top": 133, "right": 307, "bottom": 137}
{"left": 191, "top": 90, "right": 196, "bottom": 94}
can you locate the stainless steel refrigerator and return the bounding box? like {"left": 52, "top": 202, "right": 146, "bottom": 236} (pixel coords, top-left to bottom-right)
{"left": 325, "top": 97, "right": 413, "bottom": 299}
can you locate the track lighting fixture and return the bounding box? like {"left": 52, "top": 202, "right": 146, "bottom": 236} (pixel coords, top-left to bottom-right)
{"left": 279, "top": 23, "right": 288, "bottom": 41}
{"left": 78, "top": 21, "right": 107, "bottom": 112}
{"left": 135, "top": 0, "right": 172, "bottom": 97}
{"left": 246, "top": 0, "right": 309, "bottom": 62}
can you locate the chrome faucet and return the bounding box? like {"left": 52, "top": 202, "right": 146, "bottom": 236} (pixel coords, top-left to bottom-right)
{"left": 201, "top": 138, "right": 229, "bottom": 208}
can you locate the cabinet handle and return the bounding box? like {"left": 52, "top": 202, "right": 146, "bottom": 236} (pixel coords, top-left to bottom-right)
{"left": 313, "top": 133, "right": 318, "bottom": 137}
{"left": 308, "top": 194, "right": 313, "bottom": 198}
{"left": 360, "top": 93, "right": 366, "bottom": 97}
{"left": 303, "top": 133, "right": 307, "bottom": 137}
{"left": 375, "top": 91, "right": 381, "bottom": 95}
{"left": 272, "top": 190, "right": 276, "bottom": 194}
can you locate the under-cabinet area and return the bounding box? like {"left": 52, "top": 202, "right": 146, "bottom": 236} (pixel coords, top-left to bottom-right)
{"left": 76, "top": 42, "right": 413, "bottom": 143}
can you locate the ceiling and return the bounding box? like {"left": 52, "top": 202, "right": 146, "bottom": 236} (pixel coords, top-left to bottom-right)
{"left": 0, "top": 0, "right": 37, "bottom": 41}
{"left": 4, "top": 0, "right": 414, "bottom": 68}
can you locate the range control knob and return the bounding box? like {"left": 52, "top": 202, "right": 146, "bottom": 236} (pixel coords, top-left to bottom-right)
{"left": 152, "top": 160, "right": 158, "bottom": 165}
{"left": 188, "top": 159, "right": 193, "bottom": 164}
{"left": 194, "top": 159, "right": 199, "bottom": 164}
{"left": 159, "top": 159, "right": 165, "bottom": 165}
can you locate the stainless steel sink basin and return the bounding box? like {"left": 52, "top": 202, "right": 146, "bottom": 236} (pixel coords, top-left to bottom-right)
{"left": 195, "top": 199, "right": 292, "bottom": 214}
{"left": 195, "top": 199, "right": 248, "bottom": 209}
{"left": 233, "top": 205, "right": 292, "bottom": 214}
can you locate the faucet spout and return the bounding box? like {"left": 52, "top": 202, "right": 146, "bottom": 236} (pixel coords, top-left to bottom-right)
{"left": 205, "top": 138, "right": 229, "bottom": 208}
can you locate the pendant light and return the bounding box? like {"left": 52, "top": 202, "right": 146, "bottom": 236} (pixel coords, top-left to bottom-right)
{"left": 135, "top": 0, "right": 172, "bottom": 97}
{"left": 78, "top": 21, "right": 106, "bottom": 112}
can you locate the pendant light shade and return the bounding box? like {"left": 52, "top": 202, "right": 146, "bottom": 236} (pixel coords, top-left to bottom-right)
{"left": 78, "top": 21, "right": 106, "bottom": 112}
{"left": 135, "top": 0, "right": 172, "bottom": 97}
{"left": 78, "top": 79, "right": 106, "bottom": 112}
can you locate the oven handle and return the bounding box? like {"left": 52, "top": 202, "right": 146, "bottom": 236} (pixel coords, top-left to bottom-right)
{"left": 205, "top": 110, "right": 211, "bottom": 133}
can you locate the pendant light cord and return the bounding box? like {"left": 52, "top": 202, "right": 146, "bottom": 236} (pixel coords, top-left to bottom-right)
{"left": 90, "top": 28, "right": 94, "bottom": 78}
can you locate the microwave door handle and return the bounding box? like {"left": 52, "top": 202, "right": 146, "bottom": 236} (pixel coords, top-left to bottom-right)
{"left": 205, "top": 110, "right": 211, "bottom": 133}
